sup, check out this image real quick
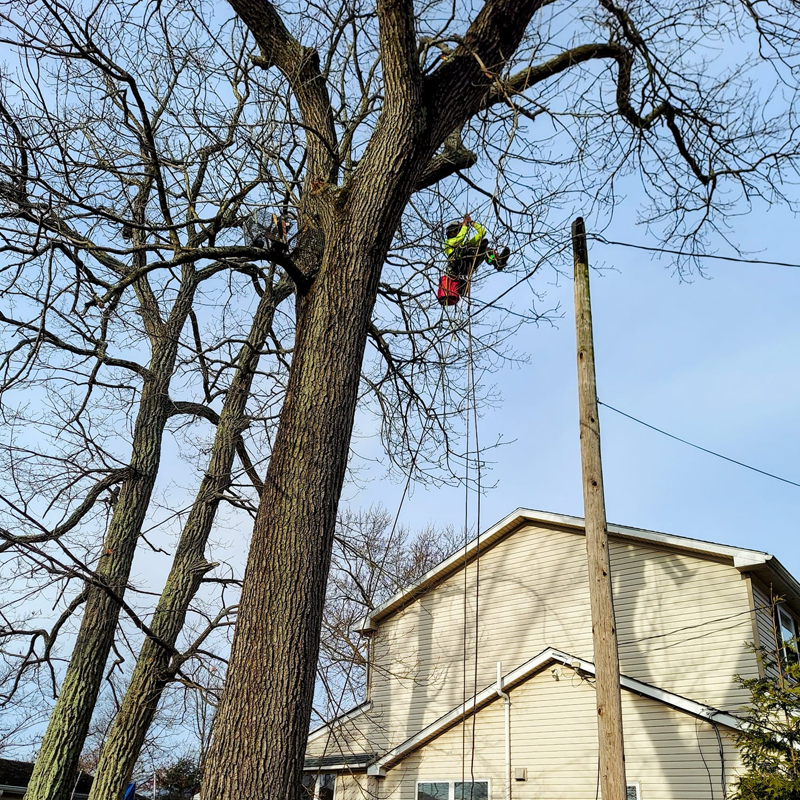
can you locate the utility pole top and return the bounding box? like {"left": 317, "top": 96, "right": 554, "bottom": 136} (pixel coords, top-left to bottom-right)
{"left": 571, "top": 217, "right": 588, "bottom": 265}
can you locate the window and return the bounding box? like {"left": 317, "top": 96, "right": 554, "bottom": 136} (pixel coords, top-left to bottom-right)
{"left": 626, "top": 785, "right": 641, "bottom": 800}
{"left": 302, "top": 774, "right": 336, "bottom": 800}
{"left": 777, "top": 606, "right": 799, "bottom": 665}
{"left": 417, "top": 781, "right": 489, "bottom": 800}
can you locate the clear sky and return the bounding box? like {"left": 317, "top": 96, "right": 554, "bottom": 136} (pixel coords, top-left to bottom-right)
{"left": 347, "top": 198, "right": 800, "bottom": 577}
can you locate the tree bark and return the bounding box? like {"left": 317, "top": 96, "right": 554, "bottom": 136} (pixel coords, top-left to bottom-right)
{"left": 25, "top": 278, "right": 197, "bottom": 800}
{"left": 200, "top": 2, "right": 548, "bottom": 797}
{"left": 201, "top": 127, "right": 430, "bottom": 800}
{"left": 87, "top": 281, "right": 287, "bottom": 800}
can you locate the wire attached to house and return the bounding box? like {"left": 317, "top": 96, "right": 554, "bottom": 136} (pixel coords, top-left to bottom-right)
{"left": 598, "top": 400, "right": 800, "bottom": 489}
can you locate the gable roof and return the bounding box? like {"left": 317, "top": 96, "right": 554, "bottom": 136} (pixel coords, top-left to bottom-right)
{"left": 367, "top": 647, "right": 743, "bottom": 776}
{"left": 308, "top": 700, "right": 372, "bottom": 743}
{"left": 355, "top": 508, "right": 800, "bottom": 633}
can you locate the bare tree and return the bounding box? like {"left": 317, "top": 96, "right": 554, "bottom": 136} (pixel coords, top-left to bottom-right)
{"left": 0, "top": 4, "right": 291, "bottom": 798}
{"left": 0, "top": 4, "right": 513, "bottom": 798}
{"left": 316, "top": 506, "right": 461, "bottom": 721}
{"left": 190, "top": 0, "right": 800, "bottom": 798}
{"left": 0, "top": 664, "right": 44, "bottom": 759}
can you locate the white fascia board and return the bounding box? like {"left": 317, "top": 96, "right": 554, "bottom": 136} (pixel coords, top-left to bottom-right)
{"left": 355, "top": 508, "right": 774, "bottom": 634}
{"left": 367, "top": 647, "right": 743, "bottom": 776}
{"left": 302, "top": 762, "right": 370, "bottom": 773}
{"left": 550, "top": 653, "right": 744, "bottom": 732}
{"left": 308, "top": 701, "right": 372, "bottom": 743}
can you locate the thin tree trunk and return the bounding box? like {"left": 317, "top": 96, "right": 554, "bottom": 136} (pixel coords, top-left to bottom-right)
{"left": 88, "top": 281, "right": 287, "bottom": 800}
{"left": 25, "top": 279, "right": 197, "bottom": 800}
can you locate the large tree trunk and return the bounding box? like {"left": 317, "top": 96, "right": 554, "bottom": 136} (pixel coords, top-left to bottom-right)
{"left": 88, "top": 283, "right": 286, "bottom": 800}
{"left": 200, "top": 1, "right": 546, "bottom": 795}
{"left": 26, "top": 280, "right": 197, "bottom": 800}
{"left": 200, "top": 104, "right": 430, "bottom": 798}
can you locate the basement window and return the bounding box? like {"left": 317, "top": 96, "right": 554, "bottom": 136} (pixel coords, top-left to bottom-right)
{"left": 627, "top": 785, "right": 641, "bottom": 800}
{"left": 417, "top": 781, "right": 489, "bottom": 800}
{"left": 777, "top": 606, "right": 800, "bottom": 666}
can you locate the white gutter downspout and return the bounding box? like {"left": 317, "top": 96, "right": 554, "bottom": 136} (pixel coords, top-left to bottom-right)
{"left": 495, "top": 662, "right": 511, "bottom": 800}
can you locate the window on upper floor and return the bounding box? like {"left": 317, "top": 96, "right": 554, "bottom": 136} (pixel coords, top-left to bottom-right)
{"left": 776, "top": 605, "right": 799, "bottom": 666}
{"left": 417, "top": 780, "right": 489, "bottom": 800}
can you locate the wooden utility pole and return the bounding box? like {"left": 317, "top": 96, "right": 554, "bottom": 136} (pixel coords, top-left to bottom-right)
{"left": 572, "top": 217, "right": 628, "bottom": 800}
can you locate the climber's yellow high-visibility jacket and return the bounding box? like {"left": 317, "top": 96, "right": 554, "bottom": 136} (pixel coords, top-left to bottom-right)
{"left": 443, "top": 221, "right": 487, "bottom": 259}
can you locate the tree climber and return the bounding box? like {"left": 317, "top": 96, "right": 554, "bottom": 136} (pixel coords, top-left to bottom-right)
{"left": 437, "top": 213, "right": 509, "bottom": 306}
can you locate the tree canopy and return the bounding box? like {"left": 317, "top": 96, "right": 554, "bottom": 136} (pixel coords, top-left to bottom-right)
{"left": 0, "top": 0, "right": 798, "bottom": 798}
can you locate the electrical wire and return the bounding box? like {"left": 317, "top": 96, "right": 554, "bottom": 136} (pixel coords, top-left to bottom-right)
{"left": 696, "top": 717, "right": 716, "bottom": 799}
{"left": 598, "top": 400, "right": 800, "bottom": 489}
{"left": 617, "top": 604, "right": 770, "bottom": 648}
{"left": 712, "top": 721, "right": 728, "bottom": 800}
{"left": 589, "top": 234, "right": 800, "bottom": 269}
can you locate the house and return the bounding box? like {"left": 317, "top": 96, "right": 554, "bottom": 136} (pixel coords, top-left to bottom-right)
{"left": 0, "top": 759, "right": 146, "bottom": 800}
{"left": 0, "top": 759, "right": 94, "bottom": 799}
{"left": 304, "top": 508, "right": 800, "bottom": 800}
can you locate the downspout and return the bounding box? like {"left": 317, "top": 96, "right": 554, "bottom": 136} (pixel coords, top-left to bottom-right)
{"left": 495, "top": 662, "right": 511, "bottom": 800}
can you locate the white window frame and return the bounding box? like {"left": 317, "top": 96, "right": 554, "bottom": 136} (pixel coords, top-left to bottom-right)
{"left": 777, "top": 605, "right": 799, "bottom": 664}
{"left": 415, "top": 779, "right": 491, "bottom": 800}
{"left": 627, "top": 783, "right": 641, "bottom": 800}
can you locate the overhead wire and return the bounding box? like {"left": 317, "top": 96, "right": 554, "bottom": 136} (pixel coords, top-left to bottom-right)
{"left": 589, "top": 234, "right": 800, "bottom": 269}
{"left": 598, "top": 400, "right": 800, "bottom": 489}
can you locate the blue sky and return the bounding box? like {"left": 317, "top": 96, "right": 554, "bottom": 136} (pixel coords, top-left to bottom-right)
{"left": 349, "top": 199, "right": 800, "bottom": 577}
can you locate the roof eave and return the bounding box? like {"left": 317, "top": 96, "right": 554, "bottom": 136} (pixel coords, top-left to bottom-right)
{"left": 356, "top": 508, "right": 775, "bottom": 634}
{"left": 367, "top": 647, "right": 743, "bottom": 776}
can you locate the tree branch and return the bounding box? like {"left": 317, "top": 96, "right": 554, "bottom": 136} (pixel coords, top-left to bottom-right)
{"left": 427, "top": 0, "right": 554, "bottom": 141}
{"left": 229, "top": 0, "right": 338, "bottom": 185}
{"left": 414, "top": 139, "right": 478, "bottom": 191}
{"left": 377, "top": 0, "right": 422, "bottom": 107}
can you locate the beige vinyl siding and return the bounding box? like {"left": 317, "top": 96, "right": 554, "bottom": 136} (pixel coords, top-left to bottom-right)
{"left": 335, "top": 773, "right": 377, "bottom": 800}
{"left": 367, "top": 523, "right": 758, "bottom": 750}
{"left": 610, "top": 538, "right": 758, "bottom": 710}
{"left": 750, "top": 579, "right": 781, "bottom": 679}
{"left": 379, "top": 670, "right": 743, "bottom": 800}
{"left": 369, "top": 525, "right": 593, "bottom": 749}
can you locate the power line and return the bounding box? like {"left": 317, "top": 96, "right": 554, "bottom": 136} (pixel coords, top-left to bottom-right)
{"left": 598, "top": 400, "right": 800, "bottom": 489}
{"left": 589, "top": 234, "right": 800, "bottom": 270}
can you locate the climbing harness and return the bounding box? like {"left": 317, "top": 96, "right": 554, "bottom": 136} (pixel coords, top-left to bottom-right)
{"left": 436, "top": 217, "right": 510, "bottom": 307}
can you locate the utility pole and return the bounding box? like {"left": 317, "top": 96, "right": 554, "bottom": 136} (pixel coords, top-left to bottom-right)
{"left": 572, "top": 217, "right": 627, "bottom": 800}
